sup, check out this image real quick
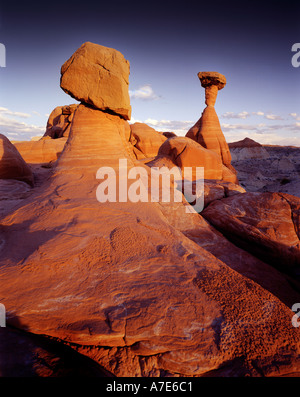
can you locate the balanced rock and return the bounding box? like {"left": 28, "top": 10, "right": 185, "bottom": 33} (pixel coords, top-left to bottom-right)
{"left": 60, "top": 42, "right": 131, "bottom": 120}
{"left": 44, "top": 104, "right": 78, "bottom": 138}
{"left": 198, "top": 71, "right": 226, "bottom": 106}
{"left": 129, "top": 122, "right": 167, "bottom": 159}
{"left": 186, "top": 71, "right": 234, "bottom": 172}
{"left": 0, "top": 134, "right": 33, "bottom": 186}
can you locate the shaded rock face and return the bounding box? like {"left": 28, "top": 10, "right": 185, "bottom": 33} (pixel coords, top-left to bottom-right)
{"left": 60, "top": 42, "right": 131, "bottom": 120}
{"left": 0, "top": 134, "right": 33, "bottom": 186}
{"left": 44, "top": 104, "right": 78, "bottom": 138}
{"left": 1, "top": 44, "right": 300, "bottom": 378}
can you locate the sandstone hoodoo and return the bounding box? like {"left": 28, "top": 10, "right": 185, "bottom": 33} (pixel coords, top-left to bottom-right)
{"left": 60, "top": 42, "right": 131, "bottom": 120}
{"left": 1, "top": 42, "right": 300, "bottom": 378}
{"left": 186, "top": 71, "right": 237, "bottom": 183}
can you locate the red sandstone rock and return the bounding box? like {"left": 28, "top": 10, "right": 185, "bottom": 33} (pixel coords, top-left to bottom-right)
{"left": 14, "top": 136, "right": 67, "bottom": 164}
{"left": 1, "top": 42, "right": 300, "bottom": 378}
{"left": 202, "top": 191, "right": 300, "bottom": 271}
{"left": 186, "top": 71, "right": 236, "bottom": 185}
{"left": 60, "top": 42, "right": 131, "bottom": 120}
{"left": 129, "top": 122, "right": 167, "bottom": 158}
{"left": 187, "top": 106, "right": 233, "bottom": 167}
{"left": 0, "top": 134, "right": 33, "bottom": 186}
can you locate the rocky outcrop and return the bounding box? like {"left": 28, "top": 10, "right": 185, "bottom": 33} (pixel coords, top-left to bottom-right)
{"left": 14, "top": 136, "right": 67, "bottom": 164}
{"left": 44, "top": 104, "right": 78, "bottom": 138}
{"left": 129, "top": 122, "right": 167, "bottom": 159}
{"left": 0, "top": 134, "right": 33, "bottom": 186}
{"left": 202, "top": 191, "right": 300, "bottom": 273}
{"left": 60, "top": 42, "right": 131, "bottom": 120}
{"left": 156, "top": 136, "right": 223, "bottom": 180}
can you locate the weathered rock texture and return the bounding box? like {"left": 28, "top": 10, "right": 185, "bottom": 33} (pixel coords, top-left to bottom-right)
{"left": 60, "top": 42, "right": 131, "bottom": 120}
{"left": 44, "top": 104, "right": 78, "bottom": 138}
{"left": 0, "top": 134, "right": 33, "bottom": 186}
{"left": 157, "top": 136, "right": 223, "bottom": 180}
{"left": 202, "top": 191, "right": 300, "bottom": 273}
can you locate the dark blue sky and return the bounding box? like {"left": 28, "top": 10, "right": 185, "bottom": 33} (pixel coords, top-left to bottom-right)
{"left": 0, "top": 0, "right": 300, "bottom": 145}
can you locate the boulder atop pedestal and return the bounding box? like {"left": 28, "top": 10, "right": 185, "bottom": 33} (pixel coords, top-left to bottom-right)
{"left": 60, "top": 42, "right": 131, "bottom": 120}
{"left": 198, "top": 71, "right": 226, "bottom": 90}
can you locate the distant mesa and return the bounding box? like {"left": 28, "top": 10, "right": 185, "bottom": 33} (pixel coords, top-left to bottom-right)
{"left": 157, "top": 136, "right": 224, "bottom": 180}
{"left": 229, "top": 137, "right": 270, "bottom": 161}
{"left": 60, "top": 42, "right": 131, "bottom": 120}
{"left": 228, "top": 137, "right": 262, "bottom": 148}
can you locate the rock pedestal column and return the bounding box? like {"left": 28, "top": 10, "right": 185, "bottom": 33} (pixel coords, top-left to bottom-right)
{"left": 186, "top": 71, "right": 238, "bottom": 182}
